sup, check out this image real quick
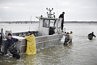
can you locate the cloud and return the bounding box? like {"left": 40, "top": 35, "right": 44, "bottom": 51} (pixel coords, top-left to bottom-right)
{"left": 0, "top": 0, "right": 97, "bottom": 21}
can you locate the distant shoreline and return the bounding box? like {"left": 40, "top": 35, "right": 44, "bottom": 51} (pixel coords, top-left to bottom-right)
{"left": 64, "top": 21, "right": 97, "bottom": 23}
{"left": 0, "top": 21, "right": 97, "bottom": 24}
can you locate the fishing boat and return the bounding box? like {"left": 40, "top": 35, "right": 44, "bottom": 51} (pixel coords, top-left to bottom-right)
{"left": 0, "top": 8, "right": 66, "bottom": 54}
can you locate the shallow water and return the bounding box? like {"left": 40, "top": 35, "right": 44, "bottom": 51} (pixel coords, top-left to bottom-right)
{"left": 0, "top": 23, "right": 97, "bottom": 65}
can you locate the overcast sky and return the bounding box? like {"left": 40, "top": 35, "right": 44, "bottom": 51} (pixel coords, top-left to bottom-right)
{"left": 0, "top": 0, "right": 97, "bottom": 21}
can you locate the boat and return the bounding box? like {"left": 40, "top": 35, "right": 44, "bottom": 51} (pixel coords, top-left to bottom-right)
{"left": 0, "top": 8, "right": 66, "bottom": 54}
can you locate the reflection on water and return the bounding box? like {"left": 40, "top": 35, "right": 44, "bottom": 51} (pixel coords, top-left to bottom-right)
{"left": 0, "top": 23, "right": 97, "bottom": 65}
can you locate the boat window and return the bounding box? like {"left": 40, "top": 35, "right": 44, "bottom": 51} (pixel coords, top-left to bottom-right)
{"left": 43, "top": 19, "right": 56, "bottom": 28}
{"left": 50, "top": 20, "right": 55, "bottom": 27}
{"left": 43, "top": 20, "right": 50, "bottom": 28}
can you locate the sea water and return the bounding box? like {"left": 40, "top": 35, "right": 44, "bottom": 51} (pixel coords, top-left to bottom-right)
{"left": 0, "top": 23, "right": 97, "bottom": 65}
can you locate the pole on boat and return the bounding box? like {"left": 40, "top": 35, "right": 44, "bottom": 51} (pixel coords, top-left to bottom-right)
{"left": 0, "top": 28, "right": 4, "bottom": 52}
{"left": 46, "top": 8, "right": 55, "bottom": 18}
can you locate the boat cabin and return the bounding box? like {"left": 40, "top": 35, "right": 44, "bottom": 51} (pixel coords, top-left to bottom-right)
{"left": 38, "top": 8, "right": 62, "bottom": 36}
{"left": 38, "top": 17, "right": 57, "bottom": 35}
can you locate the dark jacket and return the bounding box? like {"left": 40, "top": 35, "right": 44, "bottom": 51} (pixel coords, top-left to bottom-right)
{"left": 59, "top": 13, "right": 64, "bottom": 18}
{"left": 5, "top": 38, "right": 18, "bottom": 48}
{"left": 88, "top": 33, "right": 96, "bottom": 37}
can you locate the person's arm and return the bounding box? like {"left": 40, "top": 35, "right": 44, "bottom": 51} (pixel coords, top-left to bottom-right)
{"left": 93, "top": 34, "right": 96, "bottom": 37}
{"left": 25, "top": 36, "right": 28, "bottom": 40}
{"left": 13, "top": 38, "right": 18, "bottom": 42}
{"left": 93, "top": 35, "right": 96, "bottom": 37}
{"left": 59, "top": 14, "right": 62, "bottom": 18}
{"left": 67, "top": 39, "right": 71, "bottom": 43}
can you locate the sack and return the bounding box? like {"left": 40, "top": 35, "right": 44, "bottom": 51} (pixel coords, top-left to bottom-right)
{"left": 60, "top": 35, "right": 65, "bottom": 43}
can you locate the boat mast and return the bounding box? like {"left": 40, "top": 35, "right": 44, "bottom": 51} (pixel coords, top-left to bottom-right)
{"left": 46, "top": 8, "right": 55, "bottom": 18}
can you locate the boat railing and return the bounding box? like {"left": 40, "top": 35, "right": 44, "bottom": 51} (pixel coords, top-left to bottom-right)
{"left": 9, "top": 33, "right": 64, "bottom": 54}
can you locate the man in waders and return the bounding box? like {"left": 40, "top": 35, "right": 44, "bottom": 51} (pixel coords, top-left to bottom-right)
{"left": 88, "top": 32, "right": 96, "bottom": 40}
{"left": 4, "top": 33, "right": 20, "bottom": 59}
{"left": 59, "top": 12, "right": 65, "bottom": 32}
{"left": 64, "top": 32, "right": 70, "bottom": 46}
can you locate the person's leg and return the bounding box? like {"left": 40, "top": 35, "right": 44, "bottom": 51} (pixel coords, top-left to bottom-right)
{"left": 69, "top": 39, "right": 72, "bottom": 43}
{"left": 12, "top": 53, "right": 20, "bottom": 59}
{"left": 0, "top": 45, "right": 2, "bottom": 55}
{"left": 63, "top": 39, "right": 66, "bottom": 45}
{"left": 0, "top": 45, "right": 1, "bottom": 52}
{"left": 9, "top": 47, "right": 20, "bottom": 59}
{"left": 4, "top": 43, "right": 8, "bottom": 55}
{"left": 0, "top": 45, "right": 4, "bottom": 54}
{"left": 61, "top": 20, "right": 64, "bottom": 31}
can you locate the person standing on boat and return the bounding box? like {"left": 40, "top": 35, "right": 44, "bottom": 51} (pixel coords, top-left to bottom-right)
{"left": 59, "top": 12, "right": 65, "bottom": 32}
{"left": 25, "top": 31, "right": 36, "bottom": 55}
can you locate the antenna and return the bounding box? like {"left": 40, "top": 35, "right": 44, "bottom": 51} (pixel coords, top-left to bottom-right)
{"left": 46, "top": 8, "right": 55, "bottom": 18}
